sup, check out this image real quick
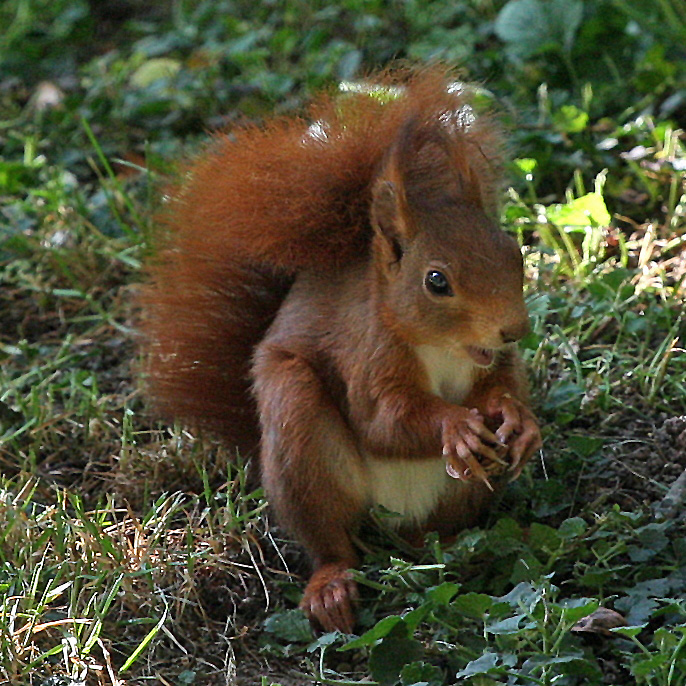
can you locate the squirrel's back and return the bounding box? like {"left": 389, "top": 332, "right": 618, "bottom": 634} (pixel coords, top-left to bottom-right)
{"left": 138, "top": 66, "right": 505, "bottom": 452}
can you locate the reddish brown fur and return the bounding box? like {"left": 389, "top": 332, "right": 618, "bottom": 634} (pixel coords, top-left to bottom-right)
{"left": 139, "top": 66, "right": 542, "bottom": 632}
{"left": 138, "top": 67, "right": 504, "bottom": 449}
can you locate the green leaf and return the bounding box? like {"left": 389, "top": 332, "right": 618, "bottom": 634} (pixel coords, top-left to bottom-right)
{"left": 561, "top": 598, "right": 599, "bottom": 623}
{"left": 307, "top": 631, "right": 340, "bottom": 652}
{"left": 402, "top": 604, "right": 433, "bottom": 634}
{"left": 369, "top": 637, "right": 424, "bottom": 686}
{"left": 558, "top": 517, "right": 588, "bottom": 539}
{"left": 567, "top": 435, "right": 605, "bottom": 458}
{"left": 262, "top": 610, "right": 312, "bottom": 643}
{"left": 455, "top": 652, "right": 501, "bottom": 678}
{"left": 130, "top": 58, "right": 182, "bottom": 88}
{"left": 601, "top": 267, "right": 632, "bottom": 291}
{"left": 451, "top": 593, "right": 493, "bottom": 619}
{"left": 486, "top": 614, "right": 525, "bottom": 635}
{"left": 514, "top": 157, "right": 538, "bottom": 177}
{"left": 546, "top": 193, "right": 611, "bottom": 230}
{"left": 400, "top": 661, "right": 443, "bottom": 686}
{"left": 611, "top": 624, "right": 648, "bottom": 638}
{"left": 495, "top": 0, "right": 551, "bottom": 58}
{"left": 628, "top": 523, "right": 670, "bottom": 562}
{"left": 543, "top": 380, "right": 584, "bottom": 410}
{"left": 500, "top": 582, "right": 537, "bottom": 606}
{"left": 552, "top": 105, "right": 589, "bottom": 134}
{"left": 495, "top": 0, "right": 583, "bottom": 59}
{"left": 511, "top": 557, "right": 544, "bottom": 584}
{"left": 489, "top": 517, "right": 524, "bottom": 555}
{"left": 528, "top": 522, "right": 562, "bottom": 552}
{"left": 427, "top": 582, "right": 460, "bottom": 606}
{"left": 632, "top": 653, "right": 671, "bottom": 678}
{"left": 120, "top": 603, "right": 169, "bottom": 672}
{"left": 617, "top": 587, "right": 662, "bottom": 625}
{"left": 341, "top": 615, "right": 405, "bottom": 651}
{"left": 578, "top": 568, "right": 624, "bottom": 587}
{"left": 521, "top": 653, "right": 592, "bottom": 674}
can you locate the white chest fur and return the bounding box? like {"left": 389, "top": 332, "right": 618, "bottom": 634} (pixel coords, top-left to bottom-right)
{"left": 365, "top": 345, "right": 477, "bottom": 526}
{"left": 415, "top": 344, "right": 477, "bottom": 405}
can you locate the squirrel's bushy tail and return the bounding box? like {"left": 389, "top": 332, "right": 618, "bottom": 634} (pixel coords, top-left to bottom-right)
{"left": 138, "top": 65, "right": 504, "bottom": 452}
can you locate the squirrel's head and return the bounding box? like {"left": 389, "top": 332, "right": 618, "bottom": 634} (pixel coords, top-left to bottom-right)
{"left": 370, "top": 115, "right": 529, "bottom": 367}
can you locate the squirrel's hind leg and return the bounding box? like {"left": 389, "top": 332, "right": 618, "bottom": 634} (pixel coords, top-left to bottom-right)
{"left": 253, "top": 346, "right": 365, "bottom": 633}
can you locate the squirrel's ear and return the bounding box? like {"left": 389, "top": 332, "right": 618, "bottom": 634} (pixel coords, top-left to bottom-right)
{"left": 396, "top": 120, "right": 483, "bottom": 209}
{"left": 371, "top": 179, "right": 409, "bottom": 264}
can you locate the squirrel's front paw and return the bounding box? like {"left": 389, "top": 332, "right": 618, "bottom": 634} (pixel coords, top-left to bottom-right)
{"left": 485, "top": 392, "right": 542, "bottom": 478}
{"left": 441, "top": 408, "right": 508, "bottom": 490}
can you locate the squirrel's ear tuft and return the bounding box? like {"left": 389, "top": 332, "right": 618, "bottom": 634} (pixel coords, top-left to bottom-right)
{"left": 371, "top": 179, "right": 409, "bottom": 263}
{"left": 394, "top": 118, "right": 483, "bottom": 209}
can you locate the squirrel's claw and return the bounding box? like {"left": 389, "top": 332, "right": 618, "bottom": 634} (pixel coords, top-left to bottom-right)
{"left": 486, "top": 391, "right": 541, "bottom": 479}
{"left": 509, "top": 416, "right": 542, "bottom": 478}
{"left": 443, "top": 438, "right": 493, "bottom": 491}
{"left": 466, "top": 409, "right": 501, "bottom": 446}
{"left": 441, "top": 409, "right": 502, "bottom": 489}
{"left": 445, "top": 456, "right": 494, "bottom": 491}
{"left": 487, "top": 392, "right": 520, "bottom": 445}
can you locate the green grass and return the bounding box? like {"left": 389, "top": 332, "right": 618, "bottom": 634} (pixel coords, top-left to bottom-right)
{"left": 1, "top": 0, "right": 686, "bottom": 684}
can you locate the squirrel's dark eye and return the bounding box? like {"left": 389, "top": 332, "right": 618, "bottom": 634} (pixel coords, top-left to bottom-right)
{"left": 424, "top": 270, "right": 453, "bottom": 296}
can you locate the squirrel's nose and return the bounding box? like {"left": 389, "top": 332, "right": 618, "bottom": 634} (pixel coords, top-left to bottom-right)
{"left": 500, "top": 318, "right": 531, "bottom": 344}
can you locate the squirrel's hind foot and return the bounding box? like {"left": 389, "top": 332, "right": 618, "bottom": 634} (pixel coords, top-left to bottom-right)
{"left": 301, "top": 562, "right": 358, "bottom": 634}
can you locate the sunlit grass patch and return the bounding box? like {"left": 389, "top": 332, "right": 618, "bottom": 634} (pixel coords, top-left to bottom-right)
{"left": 0, "top": 452, "right": 273, "bottom": 685}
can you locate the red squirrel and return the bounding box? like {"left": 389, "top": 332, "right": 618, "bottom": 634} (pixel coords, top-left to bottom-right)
{"left": 139, "top": 67, "right": 542, "bottom": 633}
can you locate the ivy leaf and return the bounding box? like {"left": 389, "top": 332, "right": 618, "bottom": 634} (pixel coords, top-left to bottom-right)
{"left": 400, "top": 661, "right": 444, "bottom": 686}
{"left": 495, "top": 0, "right": 583, "bottom": 59}
{"left": 616, "top": 577, "right": 673, "bottom": 625}
{"left": 402, "top": 604, "right": 433, "bottom": 634}
{"left": 427, "top": 582, "right": 460, "bottom": 606}
{"left": 632, "top": 653, "right": 671, "bottom": 678}
{"left": 488, "top": 517, "right": 524, "bottom": 555}
{"left": 486, "top": 614, "right": 526, "bottom": 635}
{"left": 262, "top": 610, "right": 312, "bottom": 643}
{"left": 369, "top": 637, "right": 424, "bottom": 686}
{"left": 500, "top": 582, "right": 538, "bottom": 606}
{"left": 611, "top": 624, "right": 648, "bottom": 638}
{"left": 618, "top": 596, "right": 659, "bottom": 626}
{"left": 340, "top": 615, "right": 405, "bottom": 651}
{"left": 521, "top": 653, "right": 596, "bottom": 676}
{"left": 455, "top": 652, "right": 509, "bottom": 678}
{"left": 543, "top": 380, "right": 584, "bottom": 411}
{"left": 628, "top": 523, "right": 670, "bottom": 562}
{"left": 567, "top": 435, "right": 605, "bottom": 458}
{"left": 558, "top": 517, "right": 588, "bottom": 539}
{"left": 451, "top": 593, "right": 493, "bottom": 619}
{"left": 528, "top": 522, "right": 562, "bottom": 553}
{"left": 307, "top": 631, "right": 341, "bottom": 652}
{"left": 455, "top": 652, "right": 497, "bottom": 677}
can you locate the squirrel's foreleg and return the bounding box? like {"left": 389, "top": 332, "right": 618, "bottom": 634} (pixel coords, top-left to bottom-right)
{"left": 252, "top": 345, "right": 365, "bottom": 633}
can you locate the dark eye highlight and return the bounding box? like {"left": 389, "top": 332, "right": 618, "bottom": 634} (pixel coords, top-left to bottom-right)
{"left": 424, "top": 270, "right": 453, "bottom": 296}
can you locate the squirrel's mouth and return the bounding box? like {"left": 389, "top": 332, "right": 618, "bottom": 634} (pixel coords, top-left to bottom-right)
{"left": 465, "top": 345, "right": 496, "bottom": 367}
